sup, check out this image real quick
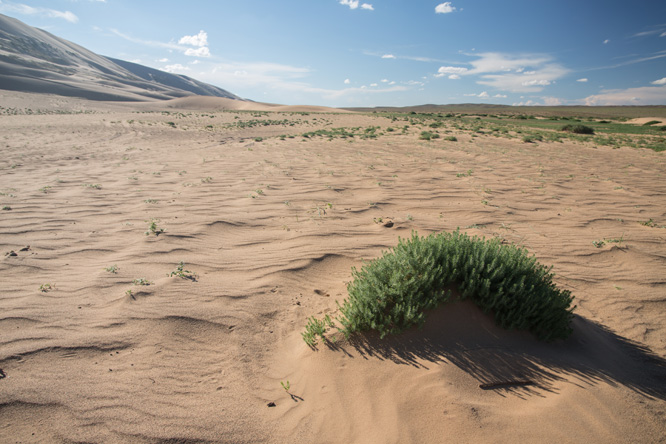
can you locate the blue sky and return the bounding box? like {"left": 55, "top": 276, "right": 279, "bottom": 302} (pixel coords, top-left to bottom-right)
{"left": 1, "top": 0, "right": 666, "bottom": 107}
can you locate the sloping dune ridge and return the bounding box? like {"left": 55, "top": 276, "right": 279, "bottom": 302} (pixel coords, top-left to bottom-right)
{"left": 1, "top": 93, "right": 665, "bottom": 443}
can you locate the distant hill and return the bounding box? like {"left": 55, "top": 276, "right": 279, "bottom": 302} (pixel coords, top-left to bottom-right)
{"left": 0, "top": 13, "right": 242, "bottom": 102}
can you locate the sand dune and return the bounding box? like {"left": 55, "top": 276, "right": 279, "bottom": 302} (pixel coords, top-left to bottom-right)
{"left": 1, "top": 95, "right": 665, "bottom": 443}
{"left": 160, "top": 95, "right": 351, "bottom": 113}
{"left": 0, "top": 13, "right": 242, "bottom": 102}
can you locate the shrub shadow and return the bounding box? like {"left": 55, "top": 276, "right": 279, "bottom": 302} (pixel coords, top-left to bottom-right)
{"left": 326, "top": 301, "right": 666, "bottom": 400}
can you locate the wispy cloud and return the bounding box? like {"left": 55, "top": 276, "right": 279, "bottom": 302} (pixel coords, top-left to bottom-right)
{"left": 0, "top": 1, "right": 78, "bottom": 23}
{"left": 163, "top": 64, "right": 189, "bottom": 73}
{"left": 584, "top": 50, "right": 666, "bottom": 71}
{"left": 463, "top": 91, "right": 489, "bottom": 98}
{"left": 652, "top": 77, "right": 666, "bottom": 85}
{"left": 435, "top": 2, "right": 456, "bottom": 14}
{"left": 435, "top": 53, "right": 569, "bottom": 93}
{"left": 381, "top": 54, "right": 396, "bottom": 59}
{"left": 583, "top": 85, "right": 666, "bottom": 106}
{"left": 110, "top": 28, "right": 182, "bottom": 51}
{"left": 632, "top": 25, "right": 666, "bottom": 38}
{"left": 577, "top": 78, "right": 589, "bottom": 82}
{"left": 110, "top": 28, "right": 211, "bottom": 57}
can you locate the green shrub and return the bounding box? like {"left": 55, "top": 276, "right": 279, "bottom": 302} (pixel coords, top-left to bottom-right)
{"left": 336, "top": 231, "right": 575, "bottom": 342}
{"left": 642, "top": 120, "right": 661, "bottom": 126}
{"left": 561, "top": 124, "right": 594, "bottom": 135}
{"left": 419, "top": 131, "right": 440, "bottom": 140}
{"left": 522, "top": 134, "right": 543, "bottom": 143}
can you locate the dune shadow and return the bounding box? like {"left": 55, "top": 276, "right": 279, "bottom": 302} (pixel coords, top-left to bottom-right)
{"left": 325, "top": 301, "right": 666, "bottom": 400}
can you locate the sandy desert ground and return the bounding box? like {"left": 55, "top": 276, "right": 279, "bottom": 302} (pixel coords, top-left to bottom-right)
{"left": 1, "top": 93, "right": 665, "bottom": 443}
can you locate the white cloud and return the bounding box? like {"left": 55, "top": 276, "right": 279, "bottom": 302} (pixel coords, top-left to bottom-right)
{"left": 652, "top": 77, "right": 666, "bottom": 85}
{"left": 464, "top": 92, "right": 489, "bottom": 98}
{"left": 0, "top": 2, "right": 78, "bottom": 22}
{"left": 382, "top": 54, "right": 396, "bottom": 59}
{"left": 522, "top": 79, "right": 551, "bottom": 86}
{"left": 542, "top": 97, "right": 562, "bottom": 106}
{"left": 340, "top": 0, "right": 359, "bottom": 9}
{"left": 179, "top": 30, "right": 208, "bottom": 47}
{"left": 493, "top": 94, "right": 507, "bottom": 98}
{"left": 163, "top": 64, "right": 190, "bottom": 73}
{"left": 344, "top": 78, "right": 351, "bottom": 84}
{"left": 434, "top": 53, "right": 568, "bottom": 93}
{"left": 603, "top": 39, "right": 610, "bottom": 44}
{"left": 361, "top": 3, "right": 374, "bottom": 10}
{"left": 577, "top": 78, "right": 588, "bottom": 82}
{"left": 438, "top": 66, "right": 468, "bottom": 75}
{"left": 370, "top": 83, "right": 378, "bottom": 87}
{"left": 158, "top": 58, "right": 169, "bottom": 62}
{"left": 380, "top": 79, "right": 389, "bottom": 83}
{"left": 513, "top": 100, "right": 538, "bottom": 106}
{"left": 583, "top": 85, "right": 666, "bottom": 105}
{"left": 435, "top": 2, "right": 456, "bottom": 14}
{"left": 470, "top": 52, "right": 569, "bottom": 93}
{"left": 184, "top": 46, "right": 210, "bottom": 57}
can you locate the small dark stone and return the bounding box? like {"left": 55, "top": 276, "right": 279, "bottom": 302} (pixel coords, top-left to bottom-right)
{"left": 6, "top": 251, "right": 17, "bottom": 257}
{"left": 383, "top": 221, "right": 394, "bottom": 228}
{"left": 20, "top": 246, "right": 30, "bottom": 251}
{"left": 267, "top": 402, "right": 276, "bottom": 407}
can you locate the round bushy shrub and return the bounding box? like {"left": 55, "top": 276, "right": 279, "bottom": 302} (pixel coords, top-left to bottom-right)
{"left": 337, "top": 231, "right": 575, "bottom": 342}
{"left": 560, "top": 124, "right": 595, "bottom": 135}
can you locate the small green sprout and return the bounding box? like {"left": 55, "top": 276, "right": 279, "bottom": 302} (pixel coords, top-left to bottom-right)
{"left": 39, "top": 283, "right": 55, "bottom": 292}
{"left": 145, "top": 219, "right": 165, "bottom": 236}
{"left": 169, "top": 261, "right": 197, "bottom": 280}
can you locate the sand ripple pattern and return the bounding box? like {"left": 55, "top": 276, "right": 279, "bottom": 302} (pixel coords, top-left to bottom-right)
{"left": 1, "top": 107, "right": 665, "bottom": 443}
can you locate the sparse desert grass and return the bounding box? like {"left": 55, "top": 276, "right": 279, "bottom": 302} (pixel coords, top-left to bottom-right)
{"left": 169, "top": 261, "right": 198, "bottom": 280}
{"left": 419, "top": 131, "right": 440, "bottom": 141}
{"left": 145, "top": 219, "right": 165, "bottom": 236}
{"left": 39, "top": 283, "right": 55, "bottom": 292}
{"left": 302, "top": 314, "right": 334, "bottom": 347}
